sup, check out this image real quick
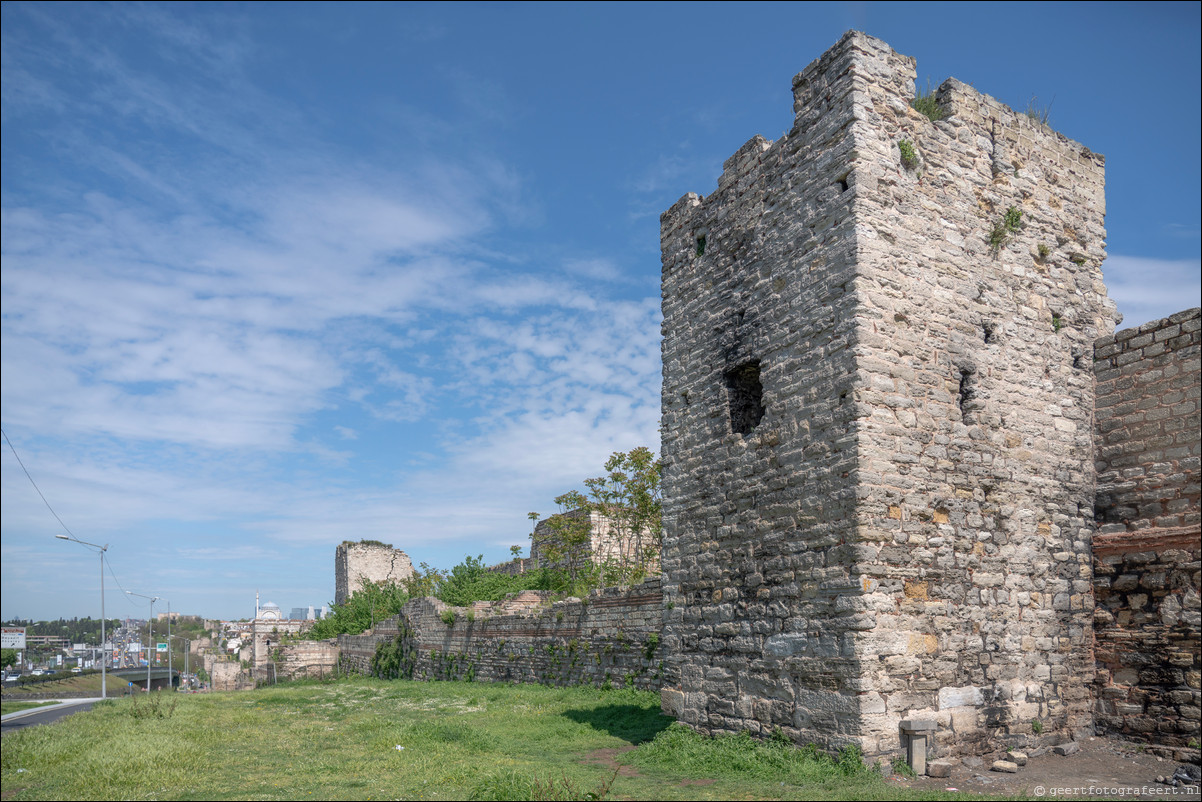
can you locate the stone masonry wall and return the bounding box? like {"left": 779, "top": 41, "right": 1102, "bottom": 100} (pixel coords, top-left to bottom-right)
{"left": 848, "top": 38, "right": 1114, "bottom": 757}
{"left": 249, "top": 618, "right": 309, "bottom": 676}
{"left": 335, "top": 542, "right": 415, "bottom": 606}
{"left": 660, "top": 31, "right": 1116, "bottom": 760}
{"left": 530, "top": 511, "right": 660, "bottom": 577}
{"left": 660, "top": 32, "right": 872, "bottom": 753}
{"left": 486, "top": 557, "right": 538, "bottom": 576}
{"left": 207, "top": 657, "right": 253, "bottom": 691}
{"left": 338, "top": 580, "right": 667, "bottom": 690}
{"left": 1093, "top": 308, "right": 1201, "bottom": 750}
{"left": 271, "top": 639, "right": 340, "bottom": 681}
{"left": 1094, "top": 309, "right": 1200, "bottom": 534}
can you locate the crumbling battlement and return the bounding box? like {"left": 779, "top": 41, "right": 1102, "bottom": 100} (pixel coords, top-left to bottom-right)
{"left": 660, "top": 31, "right": 1117, "bottom": 759}
{"left": 334, "top": 540, "right": 415, "bottom": 606}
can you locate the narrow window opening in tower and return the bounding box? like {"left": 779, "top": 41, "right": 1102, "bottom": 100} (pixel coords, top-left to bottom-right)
{"left": 725, "top": 360, "right": 765, "bottom": 435}
{"left": 983, "top": 322, "right": 997, "bottom": 344}
{"left": 957, "top": 368, "right": 977, "bottom": 420}
{"left": 837, "top": 176, "right": 849, "bottom": 192}
{"left": 695, "top": 235, "right": 707, "bottom": 257}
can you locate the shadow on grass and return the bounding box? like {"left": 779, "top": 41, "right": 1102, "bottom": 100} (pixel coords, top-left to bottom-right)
{"left": 562, "top": 703, "right": 673, "bottom": 744}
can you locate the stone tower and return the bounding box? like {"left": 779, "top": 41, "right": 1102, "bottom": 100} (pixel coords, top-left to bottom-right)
{"left": 659, "top": 31, "right": 1117, "bottom": 760}
{"left": 334, "top": 541, "right": 415, "bottom": 606}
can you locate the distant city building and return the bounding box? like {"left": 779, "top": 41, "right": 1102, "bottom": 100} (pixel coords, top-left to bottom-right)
{"left": 288, "top": 605, "right": 330, "bottom": 621}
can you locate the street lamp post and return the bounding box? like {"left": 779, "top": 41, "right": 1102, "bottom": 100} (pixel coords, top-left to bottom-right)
{"left": 165, "top": 600, "right": 172, "bottom": 689}
{"left": 169, "top": 634, "right": 190, "bottom": 690}
{"left": 125, "top": 591, "right": 158, "bottom": 692}
{"left": 55, "top": 535, "right": 108, "bottom": 699}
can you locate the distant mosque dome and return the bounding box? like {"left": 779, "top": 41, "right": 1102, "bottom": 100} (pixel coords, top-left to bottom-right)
{"left": 259, "top": 602, "right": 282, "bottom": 620}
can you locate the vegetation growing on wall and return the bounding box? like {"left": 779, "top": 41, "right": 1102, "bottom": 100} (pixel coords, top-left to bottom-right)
{"left": 308, "top": 579, "right": 411, "bottom": 639}
{"left": 539, "top": 447, "right": 663, "bottom": 590}
{"left": 911, "top": 78, "right": 945, "bottom": 122}
{"left": 310, "top": 448, "right": 663, "bottom": 638}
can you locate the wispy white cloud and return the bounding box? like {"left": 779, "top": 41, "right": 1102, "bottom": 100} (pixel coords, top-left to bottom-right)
{"left": 1, "top": 5, "right": 665, "bottom": 621}
{"left": 1162, "top": 222, "right": 1200, "bottom": 239}
{"left": 1102, "top": 254, "right": 1202, "bottom": 329}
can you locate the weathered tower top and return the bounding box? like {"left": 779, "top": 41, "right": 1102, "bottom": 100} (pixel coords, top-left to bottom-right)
{"left": 334, "top": 540, "right": 415, "bottom": 606}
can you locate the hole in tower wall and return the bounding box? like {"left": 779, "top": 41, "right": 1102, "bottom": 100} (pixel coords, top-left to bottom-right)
{"left": 695, "top": 235, "right": 707, "bottom": 257}
{"left": 957, "top": 367, "right": 978, "bottom": 420}
{"left": 837, "top": 175, "right": 850, "bottom": 192}
{"left": 725, "top": 360, "right": 765, "bottom": 435}
{"left": 983, "top": 322, "right": 997, "bottom": 344}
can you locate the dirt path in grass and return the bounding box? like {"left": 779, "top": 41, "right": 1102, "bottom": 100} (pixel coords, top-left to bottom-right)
{"left": 583, "top": 745, "right": 642, "bottom": 777}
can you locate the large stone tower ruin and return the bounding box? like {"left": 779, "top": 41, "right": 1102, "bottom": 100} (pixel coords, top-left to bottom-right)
{"left": 334, "top": 540, "right": 415, "bottom": 606}
{"left": 659, "top": 31, "right": 1118, "bottom": 760}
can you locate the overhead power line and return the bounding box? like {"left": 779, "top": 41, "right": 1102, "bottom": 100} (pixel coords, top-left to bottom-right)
{"left": 3, "top": 427, "right": 139, "bottom": 613}
{"left": 1, "top": 427, "right": 78, "bottom": 540}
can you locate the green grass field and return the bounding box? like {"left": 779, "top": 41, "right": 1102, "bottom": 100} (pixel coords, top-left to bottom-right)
{"left": 1, "top": 672, "right": 119, "bottom": 697}
{"left": 0, "top": 677, "right": 988, "bottom": 801}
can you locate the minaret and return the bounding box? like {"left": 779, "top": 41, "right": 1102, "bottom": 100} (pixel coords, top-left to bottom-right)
{"left": 255, "top": 590, "right": 260, "bottom": 621}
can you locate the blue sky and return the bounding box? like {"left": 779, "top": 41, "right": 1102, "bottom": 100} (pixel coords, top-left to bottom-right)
{"left": 3, "top": 2, "right": 1199, "bottom": 621}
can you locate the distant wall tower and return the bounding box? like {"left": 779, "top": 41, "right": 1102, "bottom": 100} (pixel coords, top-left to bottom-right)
{"left": 659, "top": 31, "right": 1117, "bottom": 760}
{"left": 334, "top": 541, "right": 415, "bottom": 606}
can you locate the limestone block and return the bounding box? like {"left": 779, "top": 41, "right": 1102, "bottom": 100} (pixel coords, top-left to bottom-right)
{"left": 939, "top": 685, "right": 984, "bottom": 709}
{"left": 928, "top": 761, "right": 953, "bottom": 778}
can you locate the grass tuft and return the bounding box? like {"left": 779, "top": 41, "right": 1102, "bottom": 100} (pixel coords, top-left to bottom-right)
{"left": 911, "top": 79, "right": 945, "bottom": 122}
{"left": 629, "top": 723, "right": 878, "bottom": 788}
{"left": 1025, "top": 95, "right": 1054, "bottom": 126}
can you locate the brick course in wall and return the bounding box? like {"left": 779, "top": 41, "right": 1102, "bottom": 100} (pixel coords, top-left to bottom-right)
{"left": 1093, "top": 308, "right": 1201, "bottom": 752}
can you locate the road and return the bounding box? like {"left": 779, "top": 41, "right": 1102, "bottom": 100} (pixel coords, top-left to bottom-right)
{"left": 1, "top": 698, "right": 100, "bottom": 737}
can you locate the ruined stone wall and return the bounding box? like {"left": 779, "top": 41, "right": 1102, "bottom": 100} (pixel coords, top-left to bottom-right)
{"left": 486, "top": 557, "right": 538, "bottom": 576}
{"left": 248, "top": 618, "right": 310, "bottom": 677}
{"left": 529, "top": 511, "right": 659, "bottom": 576}
{"left": 338, "top": 580, "right": 667, "bottom": 690}
{"left": 660, "top": 31, "right": 1115, "bottom": 759}
{"left": 336, "top": 620, "right": 399, "bottom": 676}
{"left": 271, "top": 639, "right": 340, "bottom": 681}
{"left": 335, "top": 542, "right": 415, "bottom": 606}
{"left": 1094, "top": 309, "right": 1200, "bottom": 534}
{"left": 1093, "top": 308, "right": 1201, "bottom": 751}
{"left": 207, "top": 657, "right": 253, "bottom": 691}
